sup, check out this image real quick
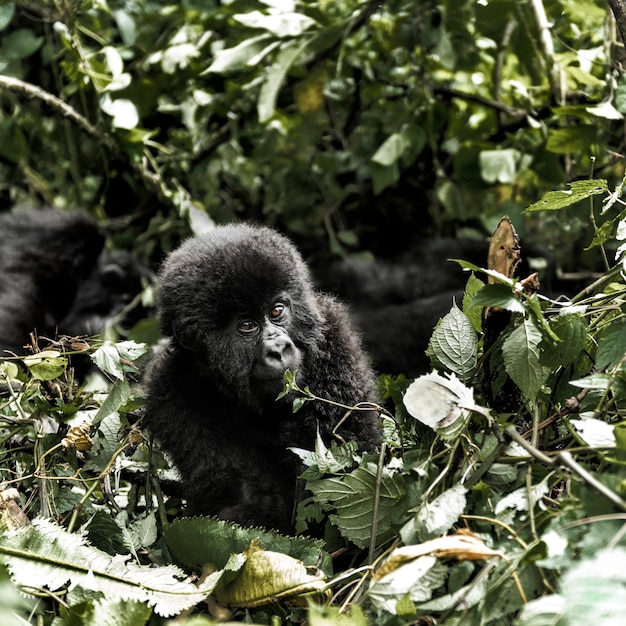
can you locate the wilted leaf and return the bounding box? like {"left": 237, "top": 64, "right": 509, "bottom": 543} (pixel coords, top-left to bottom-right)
{"left": 373, "top": 531, "right": 502, "bottom": 581}
{"left": 414, "top": 484, "right": 467, "bottom": 540}
{"left": 216, "top": 543, "right": 326, "bottom": 607}
{"left": 403, "top": 372, "right": 485, "bottom": 440}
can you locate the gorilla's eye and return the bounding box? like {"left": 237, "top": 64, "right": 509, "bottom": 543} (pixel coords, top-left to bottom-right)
{"left": 239, "top": 320, "right": 259, "bottom": 334}
{"left": 270, "top": 304, "right": 286, "bottom": 319}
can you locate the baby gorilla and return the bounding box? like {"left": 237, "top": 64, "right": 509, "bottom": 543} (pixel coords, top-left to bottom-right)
{"left": 145, "top": 225, "right": 380, "bottom": 531}
{"left": 143, "top": 224, "right": 380, "bottom": 532}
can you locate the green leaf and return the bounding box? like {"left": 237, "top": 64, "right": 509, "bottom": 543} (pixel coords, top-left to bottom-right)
{"left": 427, "top": 303, "right": 478, "bottom": 381}
{"left": 0, "top": 519, "right": 218, "bottom": 617}
{"left": 308, "top": 460, "right": 406, "bottom": 548}
{"left": 479, "top": 149, "right": 530, "bottom": 184}
{"left": 540, "top": 313, "right": 587, "bottom": 369}
{"left": 569, "top": 373, "right": 612, "bottom": 390}
{"left": 368, "top": 556, "right": 447, "bottom": 615}
{"left": 60, "top": 597, "right": 151, "bottom": 626}
{"left": 205, "top": 35, "right": 273, "bottom": 73}
{"left": 595, "top": 320, "right": 626, "bottom": 370}
{"left": 371, "top": 132, "right": 408, "bottom": 167}
{"left": 470, "top": 284, "right": 526, "bottom": 313}
{"left": 215, "top": 543, "right": 326, "bottom": 608}
{"left": 370, "top": 162, "right": 400, "bottom": 195}
{"left": 462, "top": 273, "right": 485, "bottom": 333}
{"left": 545, "top": 126, "right": 597, "bottom": 154}
{"left": 0, "top": 2, "right": 15, "bottom": 32}
{"left": 22, "top": 350, "right": 67, "bottom": 380}
{"left": 525, "top": 179, "right": 608, "bottom": 212}
{"left": 91, "top": 341, "right": 145, "bottom": 380}
{"left": 0, "top": 28, "right": 42, "bottom": 61}
{"left": 164, "top": 516, "right": 328, "bottom": 572}
{"left": 94, "top": 380, "right": 130, "bottom": 423}
{"left": 258, "top": 39, "right": 308, "bottom": 122}
{"left": 615, "top": 76, "right": 626, "bottom": 114}
{"left": 502, "top": 320, "right": 550, "bottom": 402}
{"left": 308, "top": 603, "right": 368, "bottom": 626}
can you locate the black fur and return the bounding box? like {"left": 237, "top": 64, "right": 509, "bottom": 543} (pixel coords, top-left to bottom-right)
{"left": 0, "top": 210, "right": 104, "bottom": 356}
{"left": 143, "top": 224, "right": 380, "bottom": 532}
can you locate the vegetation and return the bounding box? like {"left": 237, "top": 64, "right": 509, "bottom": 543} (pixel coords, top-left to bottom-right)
{"left": 2, "top": 0, "right": 626, "bottom": 624}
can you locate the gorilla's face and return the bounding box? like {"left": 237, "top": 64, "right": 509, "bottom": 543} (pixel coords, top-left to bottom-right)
{"left": 239, "top": 294, "right": 302, "bottom": 399}
{"left": 157, "top": 225, "right": 320, "bottom": 409}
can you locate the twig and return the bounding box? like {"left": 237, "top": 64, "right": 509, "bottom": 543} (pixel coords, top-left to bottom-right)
{"left": 505, "top": 426, "right": 626, "bottom": 512}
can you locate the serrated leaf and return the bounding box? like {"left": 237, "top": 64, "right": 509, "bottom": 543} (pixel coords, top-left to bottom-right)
{"left": 462, "top": 273, "right": 485, "bottom": 333}
{"left": 0, "top": 519, "right": 217, "bottom": 617}
{"left": 525, "top": 179, "right": 607, "bottom": 212}
{"left": 427, "top": 303, "right": 477, "bottom": 380}
{"left": 502, "top": 320, "right": 550, "bottom": 402}
{"left": 595, "top": 320, "right": 626, "bottom": 370}
{"left": 308, "top": 461, "right": 406, "bottom": 548}
{"left": 164, "top": 516, "right": 328, "bottom": 572}
{"left": 94, "top": 380, "right": 130, "bottom": 423}
{"left": 60, "top": 597, "right": 151, "bottom": 626}
{"left": 539, "top": 313, "right": 587, "bottom": 369}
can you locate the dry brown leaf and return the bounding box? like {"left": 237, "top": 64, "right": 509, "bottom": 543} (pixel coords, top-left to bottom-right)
{"left": 373, "top": 532, "right": 503, "bottom": 581}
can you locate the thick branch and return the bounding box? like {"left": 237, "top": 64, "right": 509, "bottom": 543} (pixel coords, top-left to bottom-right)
{"left": 608, "top": 0, "right": 626, "bottom": 46}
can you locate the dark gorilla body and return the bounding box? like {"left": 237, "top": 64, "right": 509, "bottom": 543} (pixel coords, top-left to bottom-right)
{"left": 143, "top": 224, "right": 380, "bottom": 532}
{"left": 0, "top": 210, "right": 104, "bottom": 356}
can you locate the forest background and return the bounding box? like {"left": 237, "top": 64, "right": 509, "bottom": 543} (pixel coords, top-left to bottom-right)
{"left": 2, "top": 0, "right": 626, "bottom": 625}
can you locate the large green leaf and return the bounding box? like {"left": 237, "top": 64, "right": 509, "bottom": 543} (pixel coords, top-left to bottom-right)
{"left": 502, "top": 320, "right": 550, "bottom": 402}
{"left": 427, "top": 303, "right": 478, "bottom": 381}
{"left": 525, "top": 179, "right": 607, "bottom": 212}
{"left": 308, "top": 460, "right": 407, "bottom": 548}
{"left": 0, "top": 519, "right": 217, "bottom": 617}
{"left": 164, "top": 516, "right": 329, "bottom": 572}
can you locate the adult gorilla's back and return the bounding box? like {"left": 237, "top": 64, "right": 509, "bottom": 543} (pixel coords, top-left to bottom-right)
{"left": 0, "top": 210, "right": 104, "bottom": 356}
{"left": 143, "top": 224, "right": 380, "bottom": 532}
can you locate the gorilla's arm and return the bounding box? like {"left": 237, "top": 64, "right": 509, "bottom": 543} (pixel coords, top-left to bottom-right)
{"left": 144, "top": 345, "right": 299, "bottom": 531}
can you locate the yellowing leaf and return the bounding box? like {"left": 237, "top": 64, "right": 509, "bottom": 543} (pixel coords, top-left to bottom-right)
{"left": 294, "top": 70, "right": 326, "bottom": 113}
{"left": 217, "top": 543, "right": 327, "bottom": 607}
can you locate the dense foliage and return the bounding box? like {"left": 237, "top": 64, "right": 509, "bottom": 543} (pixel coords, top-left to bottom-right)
{"left": 2, "top": 0, "right": 626, "bottom": 624}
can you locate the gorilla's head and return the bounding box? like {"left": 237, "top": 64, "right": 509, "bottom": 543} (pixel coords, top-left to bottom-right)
{"left": 157, "top": 224, "right": 323, "bottom": 404}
